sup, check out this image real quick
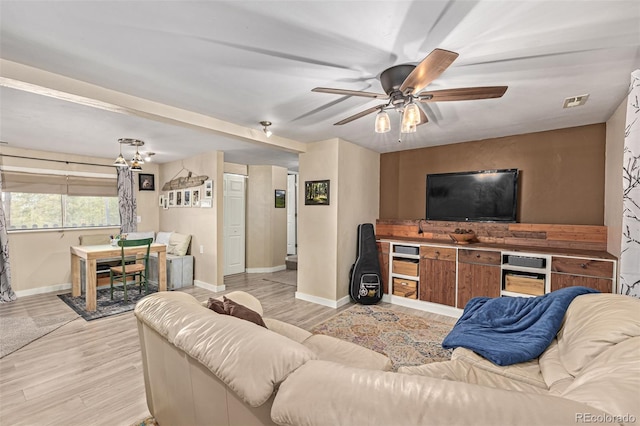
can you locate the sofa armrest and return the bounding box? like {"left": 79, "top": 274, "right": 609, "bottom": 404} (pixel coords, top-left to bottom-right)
{"left": 271, "top": 360, "right": 611, "bottom": 426}
{"left": 264, "top": 318, "right": 312, "bottom": 343}
{"left": 301, "top": 334, "right": 392, "bottom": 371}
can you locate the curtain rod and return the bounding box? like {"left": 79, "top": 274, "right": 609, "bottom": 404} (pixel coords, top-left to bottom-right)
{"left": 0, "top": 154, "right": 114, "bottom": 169}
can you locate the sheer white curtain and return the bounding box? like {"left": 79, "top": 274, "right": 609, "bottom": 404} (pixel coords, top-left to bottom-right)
{"left": 620, "top": 69, "right": 640, "bottom": 298}
{"left": 0, "top": 171, "right": 16, "bottom": 302}
{"left": 117, "top": 167, "right": 137, "bottom": 234}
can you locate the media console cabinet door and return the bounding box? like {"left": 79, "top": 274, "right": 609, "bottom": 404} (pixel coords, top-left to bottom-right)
{"left": 551, "top": 256, "right": 614, "bottom": 293}
{"left": 457, "top": 249, "right": 501, "bottom": 308}
{"left": 377, "top": 241, "right": 390, "bottom": 294}
{"left": 419, "top": 246, "right": 456, "bottom": 307}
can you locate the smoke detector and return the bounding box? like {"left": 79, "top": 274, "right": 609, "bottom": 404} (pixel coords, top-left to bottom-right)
{"left": 563, "top": 94, "right": 589, "bottom": 108}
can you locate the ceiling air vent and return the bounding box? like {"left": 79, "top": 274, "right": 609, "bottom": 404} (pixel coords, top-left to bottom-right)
{"left": 563, "top": 94, "right": 589, "bottom": 108}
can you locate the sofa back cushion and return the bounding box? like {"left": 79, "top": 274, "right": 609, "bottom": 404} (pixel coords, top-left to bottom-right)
{"left": 125, "top": 231, "right": 156, "bottom": 242}
{"left": 135, "top": 292, "right": 316, "bottom": 407}
{"left": 155, "top": 231, "right": 173, "bottom": 245}
{"left": 557, "top": 293, "right": 640, "bottom": 376}
{"left": 167, "top": 232, "right": 191, "bottom": 256}
{"left": 79, "top": 234, "right": 110, "bottom": 245}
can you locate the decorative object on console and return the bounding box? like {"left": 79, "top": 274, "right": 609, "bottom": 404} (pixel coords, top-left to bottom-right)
{"left": 304, "top": 180, "right": 330, "bottom": 205}
{"left": 138, "top": 173, "right": 155, "bottom": 191}
{"left": 449, "top": 229, "right": 476, "bottom": 244}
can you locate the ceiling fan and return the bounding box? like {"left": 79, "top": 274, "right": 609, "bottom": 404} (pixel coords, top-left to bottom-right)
{"left": 312, "top": 48, "right": 508, "bottom": 138}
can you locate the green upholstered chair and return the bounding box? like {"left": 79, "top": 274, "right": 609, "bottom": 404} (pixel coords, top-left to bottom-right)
{"left": 109, "top": 238, "right": 153, "bottom": 302}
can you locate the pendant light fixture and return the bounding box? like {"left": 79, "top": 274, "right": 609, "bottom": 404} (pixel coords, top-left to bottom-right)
{"left": 374, "top": 110, "right": 391, "bottom": 133}
{"left": 115, "top": 138, "right": 145, "bottom": 171}
{"left": 113, "top": 140, "right": 129, "bottom": 167}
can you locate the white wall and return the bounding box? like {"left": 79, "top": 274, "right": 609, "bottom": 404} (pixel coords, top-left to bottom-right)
{"left": 159, "top": 151, "right": 223, "bottom": 287}
{"left": 297, "top": 138, "right": 380, "bottom": 306}
{"left": 246, "top": 165, "right": 288, "bottom": 271}
{"left": 605, "top": 98, "right": 627, "bottom": 258}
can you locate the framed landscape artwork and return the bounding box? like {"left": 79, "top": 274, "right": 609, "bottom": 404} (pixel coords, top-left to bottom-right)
{"left": 304, "top": 180, "right": 330, "bottom": 205}
{"left": 275, "top": 189, "right": 286, "bottom": 208}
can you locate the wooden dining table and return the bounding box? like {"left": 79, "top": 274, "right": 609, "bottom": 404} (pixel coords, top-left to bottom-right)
{"left": 70, "top": 243, "right": 167, "bottom": 311}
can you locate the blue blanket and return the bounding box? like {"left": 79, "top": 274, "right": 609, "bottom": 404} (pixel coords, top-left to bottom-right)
{"left": 442, "top": 286, "right": 599, "bottom": 366}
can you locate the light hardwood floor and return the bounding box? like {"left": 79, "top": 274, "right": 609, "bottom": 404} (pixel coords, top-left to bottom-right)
{"left": 0, "top": 270, "right": 455, "bottom": 426}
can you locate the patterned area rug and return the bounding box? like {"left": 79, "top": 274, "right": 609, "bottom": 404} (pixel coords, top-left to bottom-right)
{"left": 129, "top": 416, "right": 157, "bottom": 426}
{"left": 312, "top": 304, "right": 454, "bottom": 370}
{"left": 57, "top": 283, "right": 158, "bottom": 321}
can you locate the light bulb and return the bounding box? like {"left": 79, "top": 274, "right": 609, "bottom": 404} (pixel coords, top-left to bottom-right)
{"left": 374, "top": 110, "right": 391, "bottom": 133}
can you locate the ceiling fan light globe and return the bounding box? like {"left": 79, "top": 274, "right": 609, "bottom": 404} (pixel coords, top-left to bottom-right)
{"left": 264, "top": 129, "right": 273, "bottom": 138}
{"left": 374, "top": 110, "right": 391, "bottom": 133}
{"left": 130, "top": 160, "right": 143, "bottom": 172}
{"left": 401, "top": 120, "right": 417, "bottom": 134}
{"left": 404, "top": 103, "right": 421, "bottom": 126}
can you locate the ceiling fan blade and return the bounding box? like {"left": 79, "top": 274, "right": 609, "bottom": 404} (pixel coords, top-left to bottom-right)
{"left": 417, "top": 104, "right": 429, "bottom": 125}
{"left": 418, "top": 86, "right": 508, "bottom": 102}
{"left": 313, "top": 87, "right": 388, "bottom": 99}
{"left": 334, "top": 104, "right": 385, "bottom": 125}
{"left": 400, "top": 48, "right": 459, "bottom": 95}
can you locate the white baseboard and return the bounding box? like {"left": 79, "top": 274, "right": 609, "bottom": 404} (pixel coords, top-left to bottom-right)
{"left": 245, "top": 264, "right": 286, "bottom": 274}
{"left": 15, "top": 282, "right": 72, "bottom": 298}
{"left": 194, "top": 280, "right": 225, "bottom": 293}
{"left": 386, "top": 294, "right": 462, "bottom": 319}
{"left": 295, "top": 291, "right": 351, "bottom": 309}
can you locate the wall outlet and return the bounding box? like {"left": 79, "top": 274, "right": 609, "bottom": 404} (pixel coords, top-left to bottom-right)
{"left": 136, "top": 216, "right": 141, "bottom": 223}
{"left": 199, "top": 245, "right": 204, "bottom": 254}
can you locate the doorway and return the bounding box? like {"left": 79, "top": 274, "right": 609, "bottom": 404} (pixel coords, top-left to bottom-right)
{"left": 223, "top": 173, "right": 246, "bottom": 275}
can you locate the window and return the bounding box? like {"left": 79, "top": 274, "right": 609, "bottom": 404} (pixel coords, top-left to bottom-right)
{"left": 1, "top": 169, "right": 120, "bottom": 230}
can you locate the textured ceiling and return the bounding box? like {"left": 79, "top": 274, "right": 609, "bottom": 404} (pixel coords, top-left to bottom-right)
{"left": 1, "top": 1, "right": 639, "bottom": 169}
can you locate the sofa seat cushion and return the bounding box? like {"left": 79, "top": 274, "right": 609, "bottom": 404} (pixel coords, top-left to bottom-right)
{"left": 399, "top": 357, "right": 548, "bottom": 395}
{"left": 557, "top": 293, "right": 640, "bottom": 376}
{"left": 135, "top": 292, "right": 316, "bottom": 407}
{"left": 302, "top": 334, "right": 392, "bottom": 371}
{"left": 560, "top": 336, "right": 640, "bottom": 422}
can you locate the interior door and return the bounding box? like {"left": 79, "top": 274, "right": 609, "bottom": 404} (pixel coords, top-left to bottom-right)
{"left": 223, "top": 173, "right": 246, "bottom": 275}
{"left": 287, "top": 174, "right": 297, "bottom": 255}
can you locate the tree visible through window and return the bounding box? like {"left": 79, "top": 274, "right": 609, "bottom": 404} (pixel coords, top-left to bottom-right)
{"left": 2, "top": 193, "right": 120, "bottom": 230}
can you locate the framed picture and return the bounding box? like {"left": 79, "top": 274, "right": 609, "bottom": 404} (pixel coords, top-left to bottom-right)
{"left": 158, "top": 195, "right": 165, "bottom": 207}
{"left": 183, "top": 189, "right": 192, "bottom": 207}
{"left": 200, "top": 199, "right": 212, "bottom": 208}
{"left": 138, "top": 173, "right": 155, "bottom": 191}
{"left": 163, "top": 196, "right": 168, "bottom": 210}
{"left": 176, "top": 190, "right": 183, "bottom": 207}
{"left": 304, "top": 180, "right": 330, "bottom": 205}
{"left": 168, "top": 190, "right": 176, "bottom": 207}
{"left": 275, "top": 189, "right": 286, "bottom": 208}
{"left": 204, "top": 180, "right": 213, "bottom": 199}
{"left": 192, "top": 188, "right": 200, "bottom": 207}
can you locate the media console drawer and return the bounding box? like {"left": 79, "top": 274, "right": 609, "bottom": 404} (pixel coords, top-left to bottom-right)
{"left": 392, "top": 259, "right": 419, "bottom": 276}
{"left": 551, "top": 257, "right": 613, "bottom": 278}
{"left": 393, "top": 277, "right": 417, "bottom": 299}
{"left": 458, "top": 249, "right": 501, "bottom": 265}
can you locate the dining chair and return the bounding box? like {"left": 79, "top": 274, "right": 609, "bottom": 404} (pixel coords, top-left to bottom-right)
{"left": 110, "top": 238, "right": 154, "bottom": 302}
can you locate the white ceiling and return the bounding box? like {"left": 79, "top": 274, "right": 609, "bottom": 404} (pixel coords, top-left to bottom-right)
{"left": 1, "top": 1, "right": 639, "bottom": 170}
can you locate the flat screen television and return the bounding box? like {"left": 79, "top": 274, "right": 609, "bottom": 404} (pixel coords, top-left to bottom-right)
{"left": 426, "top": 169, "right": 518, "bottom": 222}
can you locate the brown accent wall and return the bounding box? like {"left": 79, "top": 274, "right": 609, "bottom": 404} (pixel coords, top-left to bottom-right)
{"left": 380, "top": 124, "right": 606, "bottom": 225}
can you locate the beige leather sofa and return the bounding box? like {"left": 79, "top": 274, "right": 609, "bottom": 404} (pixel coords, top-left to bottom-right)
{"left": 134, "top": 291, "right": 391, "bottom": 426}
{"left": 136, "top": 291, "right": 639, "bottom": 426}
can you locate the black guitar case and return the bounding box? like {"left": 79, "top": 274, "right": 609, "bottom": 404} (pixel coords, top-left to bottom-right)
{"left": 349, "top": 223, "right": 382, "bottom": 304}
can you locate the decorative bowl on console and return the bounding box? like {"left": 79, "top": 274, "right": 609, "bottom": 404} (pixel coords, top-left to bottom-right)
{"left": 449, "top": 229, "right": 476, "bottom": 244}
